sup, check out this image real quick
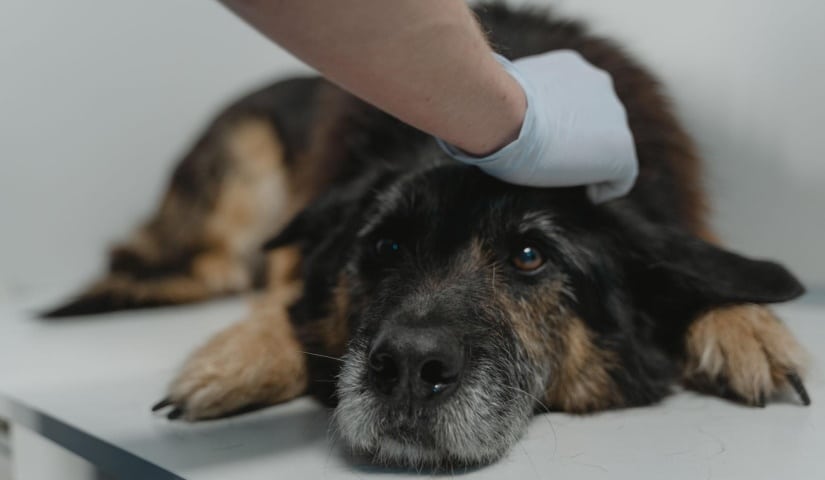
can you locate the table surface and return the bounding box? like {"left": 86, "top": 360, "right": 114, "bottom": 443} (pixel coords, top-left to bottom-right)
{"left": 1, "top": 288, "right": 823, "bottom": 480}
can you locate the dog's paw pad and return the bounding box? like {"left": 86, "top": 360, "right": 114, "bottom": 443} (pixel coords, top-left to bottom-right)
{"left": 683, "top": 304, "right": 810, "bottom": 406}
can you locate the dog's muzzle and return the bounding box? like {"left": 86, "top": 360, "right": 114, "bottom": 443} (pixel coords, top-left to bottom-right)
{"left": 335, "top": 306, "right": 536, "bottom": 467}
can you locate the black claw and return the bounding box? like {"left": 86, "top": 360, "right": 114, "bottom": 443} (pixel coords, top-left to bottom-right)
{"left": 167, "top": 407, "right": 184, "bottom": 420}
{"left": 152, "top": 398, "right": 172, "bottom": 412}
{"left": 756, "top": 392, "right": 766, "bottom": 408}
{"left": 787, "top": 372, "right": 811, "bottom": 406}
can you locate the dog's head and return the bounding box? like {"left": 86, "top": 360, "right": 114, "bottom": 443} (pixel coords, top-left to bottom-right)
{"left": 269, "top": 164, "right": 803, "bottom": 468}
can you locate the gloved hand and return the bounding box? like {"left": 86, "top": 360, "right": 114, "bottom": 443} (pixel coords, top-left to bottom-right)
{"left": 437, "top": 50, "right": 638, "bottom": 203}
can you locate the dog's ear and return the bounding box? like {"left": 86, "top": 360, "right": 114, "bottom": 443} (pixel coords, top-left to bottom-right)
{"left": 628, "top": 226, "right": 805, "bottom": 310}
{"left": 263, "top": 169, "right": 393, "bottom": 252}
{"left": 262, "top": 190, "right": 352, "bottom": 252}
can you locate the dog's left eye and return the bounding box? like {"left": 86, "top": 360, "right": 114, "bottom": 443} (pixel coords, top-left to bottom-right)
{"left": 512, "top": 246, "right": 545, "bottom": 272}
{"left": 375, "top": 238, "right": 402, "bottom": 257}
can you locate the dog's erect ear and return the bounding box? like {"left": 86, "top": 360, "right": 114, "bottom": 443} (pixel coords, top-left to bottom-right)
{"left": 628, "top": 227, "right": 805, "bottom": 310}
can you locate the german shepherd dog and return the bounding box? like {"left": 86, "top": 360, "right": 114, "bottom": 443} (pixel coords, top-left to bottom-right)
{"left": 46, "top": 3, "right": 810, "bottom": 468}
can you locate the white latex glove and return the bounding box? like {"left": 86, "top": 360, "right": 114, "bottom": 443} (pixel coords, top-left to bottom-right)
{"left": 437, "top": 50, "right": 638, "bottom": 203}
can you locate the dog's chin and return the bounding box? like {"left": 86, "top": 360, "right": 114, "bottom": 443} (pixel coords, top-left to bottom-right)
{"left": 333, "top": 341, "right": 538, "bottom": 469}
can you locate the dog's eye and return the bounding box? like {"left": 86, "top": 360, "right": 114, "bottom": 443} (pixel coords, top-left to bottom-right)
{"left": 512, "top": 246, "right": 545, "bottom": 272}
{"left": 375, "top": 238, "right": 401, "bottom": 257}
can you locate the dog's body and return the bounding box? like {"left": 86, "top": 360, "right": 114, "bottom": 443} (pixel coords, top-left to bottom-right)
{"left": 48, "top": 4, "right": 808, "bottom": 467}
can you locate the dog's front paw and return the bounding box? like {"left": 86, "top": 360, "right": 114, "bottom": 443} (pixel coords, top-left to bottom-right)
{"left": 683, "top": 304, "right": 810, "bottom": 406}
{"left": 153, "top": 313, "right": 307, "bottom": 421}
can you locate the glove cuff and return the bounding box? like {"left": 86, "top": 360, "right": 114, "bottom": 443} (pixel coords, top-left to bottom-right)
{"left": 435, "top": 53, "right": 539, "bottom": 175}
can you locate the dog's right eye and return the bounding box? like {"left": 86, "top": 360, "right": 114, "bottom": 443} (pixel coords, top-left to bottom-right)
{"left": 375, "top": 238, "right": 401, "bottom": 257}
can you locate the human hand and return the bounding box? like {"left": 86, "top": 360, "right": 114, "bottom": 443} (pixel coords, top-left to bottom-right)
{"left": 438, "top": 50, "right": 638, "bottom": 203}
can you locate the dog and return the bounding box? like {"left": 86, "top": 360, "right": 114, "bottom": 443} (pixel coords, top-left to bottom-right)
{"left": 46, "top": 3, "right": 810, "bottom": 468}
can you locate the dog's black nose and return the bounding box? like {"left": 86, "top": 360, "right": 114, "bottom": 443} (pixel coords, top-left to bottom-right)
{"left": 368, "top": 326, "right": 464, "bottom": 403}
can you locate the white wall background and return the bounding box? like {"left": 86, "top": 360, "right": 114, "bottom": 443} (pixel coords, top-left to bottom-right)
{"left": 1, "top": 0, "right": 823, "bottom": 296}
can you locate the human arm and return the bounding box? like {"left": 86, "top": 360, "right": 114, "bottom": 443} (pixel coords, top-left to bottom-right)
{"left": 219, "top": 0, "right": 637, "bottom": 201}
{"left": 220, "top": 0, "right": 525, "bottom": 156}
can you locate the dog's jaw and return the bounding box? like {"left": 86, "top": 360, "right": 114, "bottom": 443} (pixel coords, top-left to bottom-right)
{"left": 333, "top": 335, "right": 542, "bottom": 468}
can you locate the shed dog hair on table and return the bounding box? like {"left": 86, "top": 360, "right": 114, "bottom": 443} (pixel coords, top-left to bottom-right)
{"left": 46, "top": 2, "right": 809, "bottom": 468}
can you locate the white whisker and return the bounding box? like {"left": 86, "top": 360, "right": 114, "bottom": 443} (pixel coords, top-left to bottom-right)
{"left": 302, "top": 351, "right": 345, "bottom": 363}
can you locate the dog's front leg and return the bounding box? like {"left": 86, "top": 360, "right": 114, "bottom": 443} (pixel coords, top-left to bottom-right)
{"left": 154, "top": 247, "right": 309, "bottom": 420}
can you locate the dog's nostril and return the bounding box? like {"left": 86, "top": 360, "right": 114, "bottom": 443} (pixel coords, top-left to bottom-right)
{"left": 420, "top": 359, "right": 457, "bottom": 388}
{"left": 369, "top": 351, "right": 399, "bottom": 395}
{"left": 370, "top": 352, "right": 397, "bottom": 375}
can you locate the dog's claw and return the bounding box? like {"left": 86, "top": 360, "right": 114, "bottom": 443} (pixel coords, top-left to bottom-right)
{"left": 787, "top": 372, "right": 811, "bottom": 406}
{"left": 756, "top": 392, "right": 766, "bottom": 408}
{"left": 152, "top": 398, "right": 172, "bottom": 412}
{"left": 152, "top": 398, "right": 187, "bottom": 420}
{"left": 167, "top": 407, "right": 184, "bottom": 420}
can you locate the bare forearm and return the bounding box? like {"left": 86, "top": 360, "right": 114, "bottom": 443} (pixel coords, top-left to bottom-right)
{"left": 220, "top": 0, "right": 525, "bottom": 155}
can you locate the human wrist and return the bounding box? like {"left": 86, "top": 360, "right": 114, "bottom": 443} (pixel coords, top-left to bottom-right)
{"left": 436, "top": 53, "right": 532, "bottom": 161}
{"left": 438, "top": 50, "right": 639, "bottom": 203}
{"left": 446, "top": 54, "right": 526, "bottom": 156}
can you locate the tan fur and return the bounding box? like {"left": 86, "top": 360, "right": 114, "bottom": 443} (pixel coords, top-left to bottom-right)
{"left": 296, "top": 273, "right": 352, "bottom": 359}
{"left": 191, "top": 250, "right": 250, "bottom": 293}
{"left": 496, "top": 275, "right": 620, "bottom": 413}
{"left": 205, "top": 118, "right": 292, "bottom": 257}
{"left": 544, "top": 318, "right": 620, "bottom": 412}
{"left": 187, "top": 117, "right": 295, "bottom": 294}
{"left": 325, "top": 273, "right": 353, "bottom": 356}
{"left": 84, "top": 274, "right": 213, "bottom": 305}
{"left": 266, "top": 245, "right": 304, "bottom": 306}
{"left": 683, "top": 304, "right": 808, "bottom": 404}
{"left": 504, "top": 295, "right": 557, "bottom": 369}
{"left": 114, "top": 228, "right": 161, "bottom": 264}
{"left": 164, "top": 244, "right": 311, "bottom": 420}
{"left": 166, "top": 298, "right": 307, "bottom": 421}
